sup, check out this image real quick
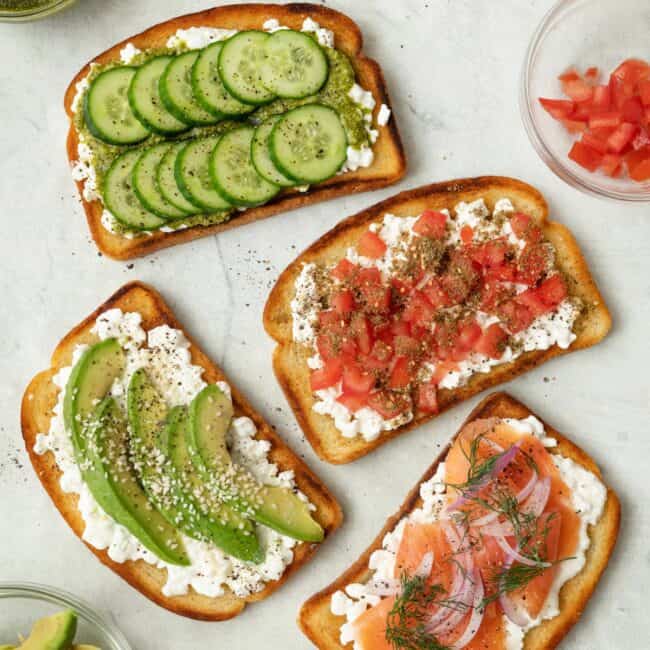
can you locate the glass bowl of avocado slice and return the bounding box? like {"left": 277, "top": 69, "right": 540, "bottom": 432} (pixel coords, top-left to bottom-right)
{"left": 0, "top": 0, "right": 77, "bottom": 22}
{"left": 0, "top": 583, "right": 131, "bottom": 650}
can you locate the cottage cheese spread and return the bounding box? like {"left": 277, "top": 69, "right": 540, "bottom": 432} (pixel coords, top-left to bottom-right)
{"left": 330, "top": 417, "right": 607, "bottom": 649}
{"left": 69, "top": 17, "right": 384, "bottom": 236}
{"left": 34, "top": 309, "right": 301, "bottom": 599}
{"left": 291, "top": 199, "right": 579, "bottom": 442}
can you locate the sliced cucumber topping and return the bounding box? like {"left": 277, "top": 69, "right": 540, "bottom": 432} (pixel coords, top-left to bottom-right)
{"left": 132, "top": 144, "right": 190, "bottom": 219}
{"left": 128, "top": 56, "right": 189, "bottom": 135}
{"left": 270, "top": 103, "right": 347, "bottom": 184}
{"left": 210, "top": 126, "right": 279, "bottom": 207}
{"left": 262, "top": 30, "right": 329, "bottom": 99}
{"left": 160, "top": 51, "right": 220, "bottom": 126}
{"left": 104, "top": 149, "right": 166, "bottom": 230}
{"left": 218, "top": 31, "right": 276, "bottom": 105}
{"left": 175, "top": 137, "right": 232, "bottom": 211}
{"left": 85, "top": 67, "right": 150, "bottom": 145}
{"left": 251, "top": 116, "right": 295, "bottom": 187}
{"left": 157, "top": 142, "right": 202, "bottom": 214}
{"left": 192, "top": 41, "right": 254, "bottom": 117}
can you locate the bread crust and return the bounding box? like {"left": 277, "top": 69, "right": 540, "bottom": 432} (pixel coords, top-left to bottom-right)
{"left": 298, "top": 392, "right": 621, "bottom": 649}
{"left": 263, "top": 176, "right": 612, "bottom": 464}
{"left": 20, "top": 281, "right": 343, "bottom": 620}
{"left": 64, "top": 3, "right": 406, "bottom": 260}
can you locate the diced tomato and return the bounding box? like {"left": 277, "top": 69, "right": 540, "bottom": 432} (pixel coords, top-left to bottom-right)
{"left": 431, "top": 361, "right": 460, "bottom": 385}
{"left": 537, "top": 275, "right": 567, "bottom": 308}
{"left": 358, "top": 230, "right": 387, "bottom": 259}
{"left": 497, "top": 300, "right": 535, "bottom": 334}
{"left": 585, "top": 66, "right": 600, "bottom": 83}
{"left": 626, "top": 146, "right": 650, "bottom": 181}
{"left": 388, "top": 356, "right": 412, "bottom": 389}
{"left": 622, "top": 96, "right": 644, "bottom": 123}
{"left": 310, "top": 359, "right": 343, "bottom": 391}
{"left": 607, "top": 122, "right": 639, "bottom": 153}
{"left": 539, "top": 97, "right": 575, "bottom": 119}
{"left": 516, "top": 288, "right": 550, "bottom": 317}
{"left": 457, "top": 320, "right": 482, "bottom": 349}
{"left": 318, "top": 309, "right": 346, "bottom": 333}
{"left": 591, "top": 84, "right": 611, "bottom": 110}
{"left": 638, "top": 80, "right": 650, "bottom": 106}
{"left": 568, "top": 141, "right": 603, "bottom": 171}
{"left": 433, "top": 322, "right": 459, "bottom": 361}
{"left": 518, "top": 243, "right": 550, "bottom": 285}
{"left": 402, "top": 291, "right": 435, "bottom": 327}
{"left": 460, "top": 225, "right": 474, "bottom": 244}
{"left": 416, "top": 381, "right": 439, "bottom": 414}
{"left": 393, "top": 335, "right": 421, "bottom": 358}
{"left": 580, "top": 131, "right": 608, "bottom": 154}
{"left": 336, "top": 390, "right": 369, "bottom": 413}
{"left": 474, "top": 324, "right": 509, "bottom": 359}
{"left": 509, "top": 213, "right": 542, "bottom": 243}
{"left": 587, "top": 111, "right": 621, "bottom": 130}
{"left": 421, "top": 277, "right": 452, "bottom": 309}
{"left": 561, "top": 118, "right": 587, "bottom": 134}
{"left": 367, "top": 390, "right": 410, "bottom": 419}
{"left": 590, "top": 125, "right": 616, "bottom": 141}
{"left": 390, "top": 319, "right": 412, "bottom": 338}
{"left": 612, "top": 58, "right": 650, "bottom": 85}
{"left": 633, "top": 129, "right": 650, "bottom": 150}
{"left": 562, "top": 78, "right": 593, "bottom": 102}
{"left": 558, "top": 68, "right": 580, "bottom": 83}
{"left": 350, "top": 313, "right": 373, "bottom": 355}
{"left": 316, "top": 332, "right": 356, "bottom": 362}
{"left": 354, "top": 268, "right": 391, "bottom": 313}
{"left": 628, "top": 155, "right": 650, "bottom": 181}
{"left": 330, "top": 258, "right": 357, "bottom": 282}
{"left": 359, "top": 340, "right": 393, "bottom": 372}
{"left": 331, "top": 289, "right": 355, "bottom": 315}
{"left": 480, "top": 281, "right": 514, "bottom": 312}
{"left": 482, "top": 239, "right": 509, "bottom": 267}
{"left": 342, "top": 363, "right": 375, "bottom": 394}
{"left": 486, "top": 262, "right": 517, "bottom": 282}
{"left": 442, "top": 251, "right": 480, "bottom": 301}
{"left": 391, "top": 277, "right": 414, "bottom": 299}
{"left": 600, "top": 153, "right": 623, "bottom": 177}
{"left": 413, "top": 209, "right": 447, "bottom": 239}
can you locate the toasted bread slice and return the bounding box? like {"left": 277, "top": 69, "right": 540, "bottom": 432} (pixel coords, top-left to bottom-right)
{"left": 65, "top": 3, "right": 406, "bottom": 260}
{"left": 299, "top": 392, "right": 620, "bottom": 649}
{"left": 21, "top": 281, "right": 342, "bottom": 621}
{"left": 264, "top": 176, "right": 612, "bottom": 464}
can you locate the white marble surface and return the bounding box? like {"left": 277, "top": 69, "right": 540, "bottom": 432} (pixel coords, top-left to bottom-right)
{"left": 0, "top": 0, "right": 647, "bottom": 648}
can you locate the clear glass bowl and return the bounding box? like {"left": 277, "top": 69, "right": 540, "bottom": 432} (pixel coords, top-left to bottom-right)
{"left": 0, "top": 583, "right": 131, "bottom": 650}
{"left": 520, "top": 0, "right": 650, "bottom": 202}
{"left": 0, "top": 0, "right": 77, "bottom": 22}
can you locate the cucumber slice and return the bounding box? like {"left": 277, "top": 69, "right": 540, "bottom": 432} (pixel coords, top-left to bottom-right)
{"left": 84, "top": 67, "right": 150, "bottom": 145}
{"left": 251, "top": 116, "right": 295, "bottom": 187}
{"left": 132, "top": 144, "right": 190, "bottom": 219}
{"left": 218, "top": 31, "right": 276, "bottom": 105}
{"left": 261, "top": 30, "right": 329, "bottom": 99}
{"left": 104, "top": 149, "right": 166, "bottom": 230}
{"left": 210, "top": 126, "right": 279, "bottom": 207}
{"left": 128, "top": 56, "right": 189, "bottom": 135}
{"left": 270, "top": 103, "right": 347, "bottom": 184}
{"left": 192, "top": 41, "right": 254, "bottom": 117}
{"left": 160, "top": 51, "right": 220, "bottom": 126}
{"left": 157, "top": 142, "right": 201, "bottom": 214}
{"left": 175, "top": 137, "right": 232, "bottom": 211}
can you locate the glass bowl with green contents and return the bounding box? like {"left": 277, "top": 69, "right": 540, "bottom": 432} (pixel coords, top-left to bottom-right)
{"left": 0, "top": 583, "right": 131, "bottom": 650}
{"left": 0, "top": 0, "right": 77, "bottom": 22}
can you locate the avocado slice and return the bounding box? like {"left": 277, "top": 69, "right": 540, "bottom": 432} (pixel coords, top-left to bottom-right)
{"left": 64, "top": 339, "right": 188, "bottom": 566}
{"left": 17, "top": 610, "right": 76, "bottom": 650}
{"left": 127, "top": 369, "right": 263, "bottom": 559}
{"left": 163, "top": 407, "right": 263, "bottom": 563}
{"left": 188, "top": 385, "right": 324, "bottom": 542}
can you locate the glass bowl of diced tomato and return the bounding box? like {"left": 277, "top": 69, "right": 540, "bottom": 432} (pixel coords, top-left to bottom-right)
{"left": 521, "top": 0, "right": 650, "bottom": 201}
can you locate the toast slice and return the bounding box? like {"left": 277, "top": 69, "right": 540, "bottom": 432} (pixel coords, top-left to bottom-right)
{"left": 264, "top": 176, "right": 612, "bottom": 464}
{"left": 21, "top": 281, "right": 343, "bottom": 621}
{"left": 299, "top": 391, "right": 620, "bottom": 649}
{"left": 64, "top": 3, "right": 406, "bottom": 260}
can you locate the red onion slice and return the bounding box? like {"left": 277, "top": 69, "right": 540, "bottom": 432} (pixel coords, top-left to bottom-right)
{"left": 415, "top": 551, "right": 434, "bottom": 578}
{"left": 515, "top": 469, "right": 539, "bottom": 503}
{"left": 415, "top": 271, "right": 434, "bottom": 290}
{"left": 499, "top": 558, "right": 530, "bottom": 627}
{"left": 480, "top": 520, "right": 515, "bottom": 537}
{"left": 425, "top": 555, "right": 467, "bottom": 630}
{"left": 521, "top": 476, "right": 551, "bottom": 517}
{"left": 451, "top": 571, "right": 486, "bottom": 649}
{"left": 494, "top": 535, "right": 551, "bottom": 568}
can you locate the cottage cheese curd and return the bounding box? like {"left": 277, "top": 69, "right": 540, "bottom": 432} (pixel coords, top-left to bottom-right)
{"left": 330, "top": 417, "right": 607, "bottom": 649}
{"left": 291, "top": 198, "right": 579, "bottom": 442}
{"left": 34, "top": 309, "right": 302, "bottom": 599}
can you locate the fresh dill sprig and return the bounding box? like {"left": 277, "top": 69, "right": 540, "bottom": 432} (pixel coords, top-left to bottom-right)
{"left": 481, "top": 562, "right": 550, "bottom": 607}
{"left": 385, "top": 574, "right": 451, "bottom": 650}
